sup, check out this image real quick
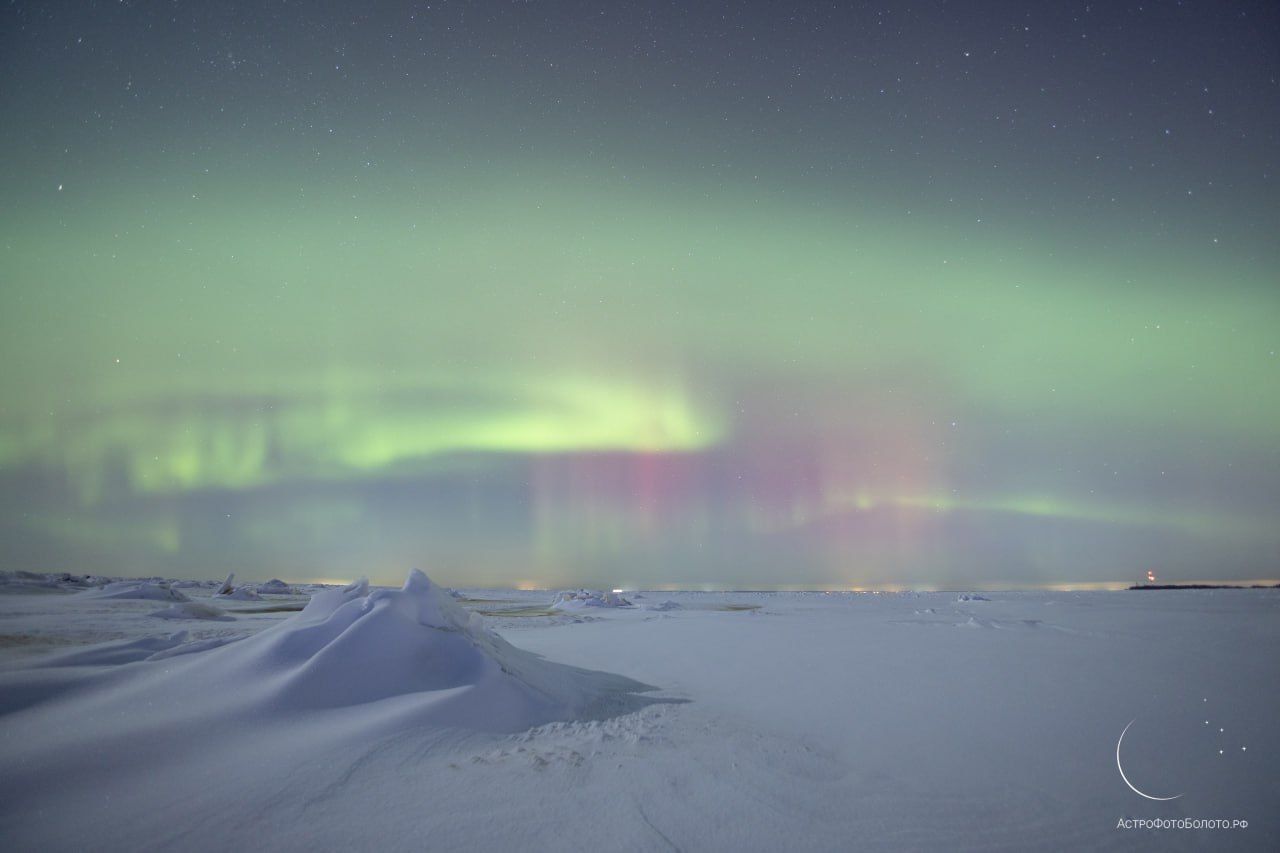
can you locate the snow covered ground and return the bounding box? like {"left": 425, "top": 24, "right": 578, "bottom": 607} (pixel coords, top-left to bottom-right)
{"left": 0, "top": 571, "right": 1276, "bottom": 851}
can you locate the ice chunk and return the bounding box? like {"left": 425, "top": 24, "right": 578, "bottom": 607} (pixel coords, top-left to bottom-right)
{"left": 550, "top": 589, "right": 633, "bottom": 610}
{"left": 89, "top": 581, "right": 190, "bottom": 602}
{"left": 214, "top": 587, "right": 261, "bottom": 601}
{"left": 212, "top": 573, "right": 260, "bottom": 600}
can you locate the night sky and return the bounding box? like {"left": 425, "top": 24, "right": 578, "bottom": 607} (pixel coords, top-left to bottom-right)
{"left": 1, "top": 1, "right": 1277, "bottom": 588}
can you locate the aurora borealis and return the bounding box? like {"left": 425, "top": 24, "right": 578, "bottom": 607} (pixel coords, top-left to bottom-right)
{"left": 1, "top": 2, "right": 1277, "bottom": 588}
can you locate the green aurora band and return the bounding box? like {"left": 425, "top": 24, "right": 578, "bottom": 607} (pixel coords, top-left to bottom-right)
{"left": 3, "top": 167, "right": 1276, "bottom": 587}
{"left": 2, "top": 2, "right": 1277, "bottom": 587}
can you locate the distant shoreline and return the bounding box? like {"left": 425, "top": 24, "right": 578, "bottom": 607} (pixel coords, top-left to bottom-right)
{"left": 1128, "top": 583, "right": 1280, "bottom": 591}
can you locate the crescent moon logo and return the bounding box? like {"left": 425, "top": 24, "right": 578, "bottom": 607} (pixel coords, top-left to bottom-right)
{"left": 1116, "top": 719, "right": 1183, "bottom": 801}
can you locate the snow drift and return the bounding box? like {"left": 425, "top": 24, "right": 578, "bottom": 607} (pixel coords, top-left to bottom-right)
{"left": 7, "top": 570, "right": 657, "bottom": 735}
{"left": 207, "top": 570, "right": 652, "bottom": 726}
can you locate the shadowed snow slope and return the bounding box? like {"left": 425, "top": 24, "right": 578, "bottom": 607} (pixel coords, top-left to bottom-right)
{"left": 0, "top": 585, "right": 1277, "bottom": 851}
{"left": 0, "top": 570, "right": 655, "bottom": 732}
{"left": 0, "top": 572, "right": 662, "bottom": 850}
{"left": 190, "top": 569, "right": 655, "bottom": 724}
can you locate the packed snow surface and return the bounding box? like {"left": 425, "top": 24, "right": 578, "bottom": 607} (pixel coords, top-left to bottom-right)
{"left": 0, "top": 572, "right": 1276, "bottom": 851}
{"left": 149, "top": 601, "right": 233, "bottom": 621}
{"left": 639, "top": 599, "right": 682, "bottom": 611}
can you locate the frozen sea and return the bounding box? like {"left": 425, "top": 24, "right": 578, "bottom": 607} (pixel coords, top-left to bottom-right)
{"left": 0, "top": 571, "right": 1275, "bottom": 851}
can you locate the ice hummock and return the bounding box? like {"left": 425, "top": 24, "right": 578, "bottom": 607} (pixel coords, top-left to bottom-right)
{"left": 88, "top": 580, "right": 190, "bottom": 601}
{"left": 12, "top": 570, "right": 655, "bottom": 735}
{"left": 217, "top": 587, "right": 261, "bottom": 600}
{"left": 217, "top": 570, "right": 649, "bottom": 725}
{"left": 550, "top": 589, "right": 633, "bottom": 610}
{"left": 212, "top": 572, "right": 260, "bottom": 600}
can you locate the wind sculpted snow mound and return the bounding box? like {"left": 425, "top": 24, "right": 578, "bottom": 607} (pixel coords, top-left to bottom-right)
{"left": 0, "top": 570, "right": 667, "bottom": 852}
{"left": 220, "top": 570, "right": 656, "bottom": 727}
{"left": 38, "top": 631, "right": 196, "bottom": 667}
{"left": 4, "top": 570, "right": 657, "bottom": 735}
